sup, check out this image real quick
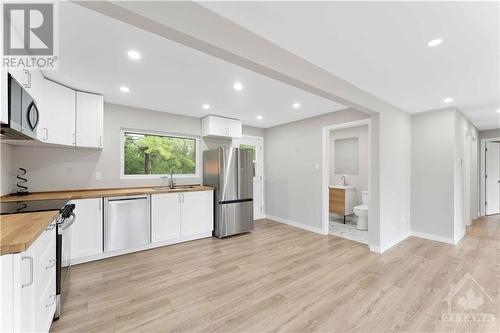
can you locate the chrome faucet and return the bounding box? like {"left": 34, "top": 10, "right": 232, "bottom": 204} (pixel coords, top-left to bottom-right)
{"left": 341, "top": 175, "right": 347, "bottom": 186}
{"left": 160, "top": 171, "right": 176, "bottom": 189}
{"left": 168, "top": 171, "right": 176, "bottom": 189}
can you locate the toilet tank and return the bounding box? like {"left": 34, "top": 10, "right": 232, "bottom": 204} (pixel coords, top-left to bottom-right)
{"left": 361, "top": 191, "right": 369, "bottom": 204}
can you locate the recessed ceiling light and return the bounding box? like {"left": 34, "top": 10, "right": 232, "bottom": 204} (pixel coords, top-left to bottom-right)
{"left": 127, "top": 50, "right": 141, "bottom": 60}
{"left": 427, "top": 38, "right": 443, "bottom": 47}
{"left": 233, "top": 82, "right": 243, "bottom": 91}
{"left": 120, "top": 86, "right": 130, "bottom": 93}
{"left": 256, "top": 115, "right": 263, "bottom": 120}
{"left": 202, "top": 104, "right": 210, "bottom": 110}
{"left": 496, "top": 108, "right": 500, "bottom": 114}
{"left": 443, "top": 97, "right": 453, "bottom": 103}
{"left": 292, "top": 103, "right": 301, "bottom": 109}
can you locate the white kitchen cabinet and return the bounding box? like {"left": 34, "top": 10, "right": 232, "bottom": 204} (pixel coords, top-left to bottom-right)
{"left": 69, "top": 198, "right": 103, "bottom": 262}
{"left": 76, "top": 91, "right": 104, "bottom": 148}
{"left": 202, "top": 115, "right": 242, "bottom": 138}
{"left": 151, "top": 193, "right": 181, "bottom": 242}
{"left": 37, "top": 78, "right": 76, "bottom": 146}
{"left": 1, "top": 220, "right": 57, "bottom": 333}
{"left": 181, "top": 191, "right": 214, "bottom": 237}
{"left": 151, "top": 190, "right": 213, "bottom": 243}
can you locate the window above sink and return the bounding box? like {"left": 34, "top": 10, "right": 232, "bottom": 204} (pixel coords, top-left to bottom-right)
{"left": 120, "top": 129, "right": 200, "bottom": 179}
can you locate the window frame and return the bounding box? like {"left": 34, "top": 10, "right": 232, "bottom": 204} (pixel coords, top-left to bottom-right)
{"left": 120, "top": 128, "right": 201, "bottom": 179}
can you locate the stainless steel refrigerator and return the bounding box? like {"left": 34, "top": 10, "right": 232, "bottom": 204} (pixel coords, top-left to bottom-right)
{"left": 203, "top": 146, "right": 254, "bottom": 238}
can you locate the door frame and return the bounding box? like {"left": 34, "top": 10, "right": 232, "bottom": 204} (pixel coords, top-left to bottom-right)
{"left": 321, "top": 118, "right": 372, "bottom": 239}
{"left": 232, "top": 135, "right": 265, "bottom": 219}
{"left": 480, "top": 137, "right": 500, "bottom": 216}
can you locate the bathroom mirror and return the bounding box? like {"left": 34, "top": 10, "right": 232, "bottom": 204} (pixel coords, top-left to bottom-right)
{"left": 335, "top": 137, "right": 359, "bottom": 175}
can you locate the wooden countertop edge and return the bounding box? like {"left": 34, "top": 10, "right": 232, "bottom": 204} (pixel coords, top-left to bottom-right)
{"left": 1, "top": 210, "right": 59, "bottom": 255}
{"left": 0, "top": 185, "right": 214, "bottom": 202}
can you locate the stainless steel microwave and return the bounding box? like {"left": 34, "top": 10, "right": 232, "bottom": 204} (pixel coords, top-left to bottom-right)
{"left": 0, "top": 73, "right": 39, "bottom": 140}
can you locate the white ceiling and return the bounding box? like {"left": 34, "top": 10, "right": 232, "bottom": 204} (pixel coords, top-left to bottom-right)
{"left": 201, "top": 1, "right": 500, "bottom": 130}
{"left": 45, "top": 2, "right": 346, "bottom": 129}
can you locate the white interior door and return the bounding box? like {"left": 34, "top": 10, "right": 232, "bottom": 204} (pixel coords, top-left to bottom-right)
{"left": 485, "top": 142, "right": 500, "bottom": 215}
{"left": 232, "top": 136, "right": 264, "bottom": 219}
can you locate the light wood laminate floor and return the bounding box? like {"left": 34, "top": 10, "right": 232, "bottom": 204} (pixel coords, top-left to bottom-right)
{"left": 51, "top": 216, "right": 500, "bottom": 333}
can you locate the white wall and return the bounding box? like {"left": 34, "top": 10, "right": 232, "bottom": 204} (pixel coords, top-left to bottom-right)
{"left": 377, "top": 108, "right": 412, "bottom": 252}
{"left": 411, "top": 108, "right": 479, "bottom": 244}
{"left": 0, "top": 144, "right": 12, "bottom": 195}
{"left": 480, "top": 129, "right": 500, "bottom": 139}
{"left": 411, "top": 109, "right": 456, "bottom": 241}
{"left": 264, "top": 108, "right": 370, "bottom": 232}
{"left": 329, "top": 125, "right": 369, "bottom": 204}
{"left": 5, "top": 103, "right": 263, "bottom": 192}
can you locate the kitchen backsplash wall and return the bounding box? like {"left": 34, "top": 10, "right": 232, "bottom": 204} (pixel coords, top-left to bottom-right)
{"left": 0, "top": 143, "right": 13, "bottom": 195}
{"left": 4, "top": 103, "right": 264, "bottom": 193}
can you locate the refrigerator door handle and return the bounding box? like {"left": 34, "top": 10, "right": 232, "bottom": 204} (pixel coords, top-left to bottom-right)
{"left": 236, "top": 148, "right": 240, "bottom": 200}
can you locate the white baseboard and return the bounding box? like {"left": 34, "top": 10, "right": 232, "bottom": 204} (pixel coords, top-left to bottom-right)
{"left": 410, "top": 231, "right": 456, "bottom": 245}
{"left": 374, "top": 231, "right": 412, "bottom": 253}
{"left": 265, "top": 215, "right": 325, "bottom": 235}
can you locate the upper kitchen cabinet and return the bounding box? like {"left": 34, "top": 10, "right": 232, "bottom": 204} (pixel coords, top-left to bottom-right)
{"left": 37, "top": 79, "right": 76, "bottom": 146}
{"left": 75, "top": 91, "right": 104, "bottom": 148}
{"left": 202, "top": 115, "right": 242, "bottom": 138}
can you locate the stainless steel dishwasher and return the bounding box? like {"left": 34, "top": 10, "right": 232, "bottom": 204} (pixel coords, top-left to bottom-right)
{"left": 104, "top": 195, "right": 150, "bottom": 252}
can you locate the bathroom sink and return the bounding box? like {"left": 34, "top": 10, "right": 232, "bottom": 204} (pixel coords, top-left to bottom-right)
{"left": 330, "top": 185, "right": 356, "bottom": 190}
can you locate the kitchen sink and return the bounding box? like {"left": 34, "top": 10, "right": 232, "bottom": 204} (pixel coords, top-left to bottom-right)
{"left": 153, "top": 185, "right": 199, "bottom": 191}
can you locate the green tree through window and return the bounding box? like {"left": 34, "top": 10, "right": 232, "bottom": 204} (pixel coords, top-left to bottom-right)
{"left": 124, "top": 132, "right": 197, "bottom": 175}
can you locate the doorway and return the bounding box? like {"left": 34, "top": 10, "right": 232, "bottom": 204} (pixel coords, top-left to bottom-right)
{"left": 322, "top": 119, "right": 372, "bottom": 246}
{"left": 232, "top": 136, "right": 265, "bottom": 220}
{"left": 484, "top": 141, "right": 500, "bottom": 215}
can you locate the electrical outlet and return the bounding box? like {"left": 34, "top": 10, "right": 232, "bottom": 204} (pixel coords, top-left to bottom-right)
{"left": 95, "top": 172, "right": 102, "bottom": 180}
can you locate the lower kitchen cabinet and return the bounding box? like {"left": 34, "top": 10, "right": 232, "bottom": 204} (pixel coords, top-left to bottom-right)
{"left": 1, "top": 220, "right": 57, "bottom": 333}
{"left": 68, "top": 198, "right": 103, "bottom": 263}
{"left": 151, "top": 193, "right": 181, "bottom": 242}
{"left": 152, "top": 190, "right": 213, "bottom": 243}
{"left": 181, "top": 191, "right": 213, "bottom": 237}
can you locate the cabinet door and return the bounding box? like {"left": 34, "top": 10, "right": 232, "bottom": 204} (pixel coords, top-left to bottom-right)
{"left": 69, "top": 198, "right": 103, "bottom": 260}
{"left": 76, "top": 91, "right": 103, "bottom": 148}
{"left": 181, "top": 191, "right": 213, "bottom": 237}
{"left": 38, "top": 79, "right": 76, "bottom": 145}
{"left": 151, "top": 193, "right": 181, "bottom": 242}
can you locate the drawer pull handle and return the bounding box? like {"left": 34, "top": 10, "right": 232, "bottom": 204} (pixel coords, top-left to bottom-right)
{"left": 21, "top": 256, "right": 34, "bottom": 288}
{"left": 46, "top": 259, "right": 56, "bottom": 269}
{"left": 46, "top": 295, "right": 57, "bottom": 308}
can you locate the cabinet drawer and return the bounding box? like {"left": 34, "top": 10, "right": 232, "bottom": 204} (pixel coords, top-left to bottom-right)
{"left": 36, "top": 272, "right": 56, "bottom": 332}
{"left": 35, "top": 234, "right": 56, "bottom": 301}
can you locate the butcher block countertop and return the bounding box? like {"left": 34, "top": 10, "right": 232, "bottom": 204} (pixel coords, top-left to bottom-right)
{"left": 0, "top": 185, "right": 214, "bottom": 202}
{"left": 1, "top": 211, "right": 59, "bottom": 255}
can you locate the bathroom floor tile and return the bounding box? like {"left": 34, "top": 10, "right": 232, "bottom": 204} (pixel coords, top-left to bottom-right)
{"left": 329, "top": 221, "right": 368, "bottom": 244}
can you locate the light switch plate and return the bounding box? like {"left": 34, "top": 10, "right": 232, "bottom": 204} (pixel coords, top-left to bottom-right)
{"left": 95, "top": 172, "right": 102, "bottom": 180}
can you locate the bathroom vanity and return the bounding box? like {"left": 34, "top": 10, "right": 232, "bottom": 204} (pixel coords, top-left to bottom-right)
{"left": 329, "top": 185, "right": 356, "bottom": 223}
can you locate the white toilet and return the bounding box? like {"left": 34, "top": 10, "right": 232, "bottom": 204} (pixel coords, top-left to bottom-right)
{"left": 353, "top": 191, "right": 368, "bottom": 230}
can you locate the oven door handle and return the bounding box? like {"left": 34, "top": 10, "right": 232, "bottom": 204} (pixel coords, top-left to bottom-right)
{"left": 59, "top": 213, "right": 76, "bottom": 230}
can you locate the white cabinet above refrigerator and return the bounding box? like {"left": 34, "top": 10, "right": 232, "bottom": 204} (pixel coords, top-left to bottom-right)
{"left": 202, "top": 115, "right": 242, "bottom": 138}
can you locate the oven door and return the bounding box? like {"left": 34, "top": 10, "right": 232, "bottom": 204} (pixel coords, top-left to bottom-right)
{"left": 55, "top": 213, "right": 75, "bottom": 319}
